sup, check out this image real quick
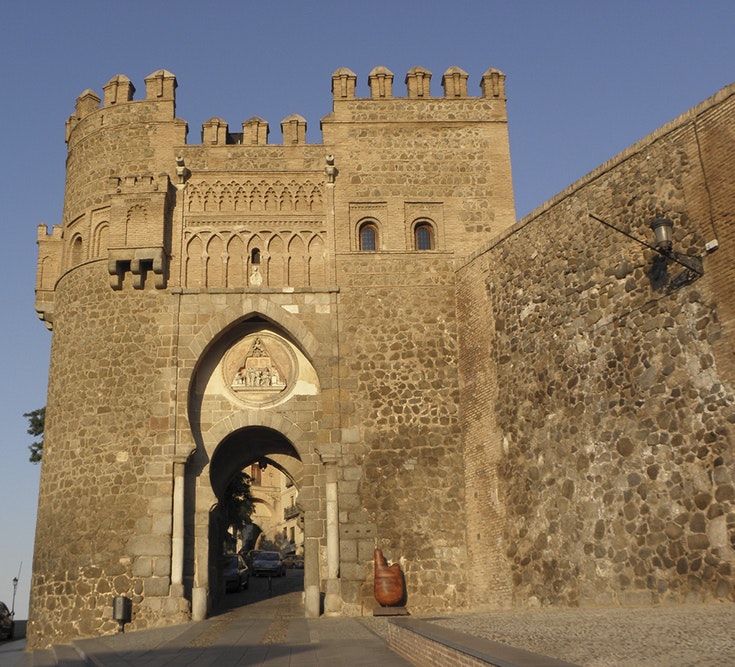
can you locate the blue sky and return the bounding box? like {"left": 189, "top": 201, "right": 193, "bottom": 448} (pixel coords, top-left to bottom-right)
{"left": 1, "top": 0, "right": 734, "bottom": 620}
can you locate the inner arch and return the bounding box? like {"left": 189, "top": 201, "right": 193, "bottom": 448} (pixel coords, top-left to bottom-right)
{"left": 210, "top": 426, "right": 301, "bottom": 500}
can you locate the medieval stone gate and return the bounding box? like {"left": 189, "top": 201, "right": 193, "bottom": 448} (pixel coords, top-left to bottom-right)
{"left": 30, "top": 67, "right": 735, "bottom": 649}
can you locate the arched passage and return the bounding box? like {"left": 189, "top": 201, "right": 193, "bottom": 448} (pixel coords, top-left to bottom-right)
{"left": 205, "top": 426, "right": 303, "bottom": 608}
{"left": 183, "top": 313, "right": 326, "bottom": 621}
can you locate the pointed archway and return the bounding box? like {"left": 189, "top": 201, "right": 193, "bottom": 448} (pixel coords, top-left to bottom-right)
{"left": 184, "top": 314, "right": 326, "bottom": 621}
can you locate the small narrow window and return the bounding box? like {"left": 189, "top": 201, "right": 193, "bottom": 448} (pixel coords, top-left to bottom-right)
{"left": 359, "top": 222, "right": 378, "bottom": 251}
{"left": 71, "top": 235, "right": 84, "bottom": 265}
{"left": 251, "top": 248, "right": 261, "bottom": 264}
{"left": 414, "top": 222, "right": 433, "bottom": 250}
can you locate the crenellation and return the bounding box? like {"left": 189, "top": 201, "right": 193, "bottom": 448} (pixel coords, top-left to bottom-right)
{"left": 144, "top": 69, "right": 177, "bottom": 101}
{"left": 202, "top": 117, "right": 228, "bottom": 145}
{"left": 441, "top": 66, "right": 469, "bottom": 98}
{"left": 242, "top": 116, "right": 269, "bottom": 145}
{"left": 368, "top": 66, "right": 394, "bottom": 99}
{"left": 405, "top": 66, "right": 432, "bottom": 98}
{"left": 331, "top": 67, "right": 357, "bottom": 100}
{"left": 281, "top": 113, "right": 307, "bottom": 145}
{"left": 480, "top": 68, "right": 506, "bottom": 100}
{"left": 74, "top": 89, "right": 101, "bottom": 118}
{"left": 102, "top": 74, "right": 135, "bottom": 107}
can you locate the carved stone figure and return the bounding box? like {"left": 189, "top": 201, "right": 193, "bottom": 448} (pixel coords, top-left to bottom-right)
{"left": 249, "top": 265, "right": 263, "bottom": 286}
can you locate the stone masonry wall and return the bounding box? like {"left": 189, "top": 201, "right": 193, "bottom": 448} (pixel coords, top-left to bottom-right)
{"left": 29, "top": 262, "right": 186, "bottom": 647}
{"left": 457, "top": 84, "right": 735, "bottom": 608}
{"left": 336, "top": 252, "right": 468, "bottom": 612}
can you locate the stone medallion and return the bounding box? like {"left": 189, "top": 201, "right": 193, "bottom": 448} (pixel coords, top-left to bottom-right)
{"left": 223, "top": 333, "right": 297, "bottom": 405}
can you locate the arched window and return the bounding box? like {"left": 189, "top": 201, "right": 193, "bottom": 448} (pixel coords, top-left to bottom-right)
{"left": 71, "top": 235, "right": 84, "bottom": 265}
{"left": 359, "top": 221, "right": 378, "bottom": 251}
{"left": 414, "top": 221, "right": 433, "bottom": 250}
{"left": 251, "top": 248, "right": 261, "bottom": 264}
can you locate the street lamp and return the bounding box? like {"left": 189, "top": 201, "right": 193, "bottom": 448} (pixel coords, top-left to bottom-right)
{"left": 589, "top": 213, "right": 707, "bottom": 289}
{"left": 11, "top": 577, "right": 18, "bottom": 616}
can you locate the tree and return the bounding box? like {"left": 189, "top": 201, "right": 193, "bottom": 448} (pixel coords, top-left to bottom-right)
{"left": 24, "top": 407, "right": 45, "bottom": 464}
{"left": 220, "top": 471, "right": 255, "bottom": 533}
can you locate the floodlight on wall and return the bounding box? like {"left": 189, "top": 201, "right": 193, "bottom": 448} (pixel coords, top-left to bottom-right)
{"left": 589, "top": 213, "right": 705, "bottom": 289}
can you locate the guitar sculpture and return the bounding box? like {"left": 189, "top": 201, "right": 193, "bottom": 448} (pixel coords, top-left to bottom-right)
{"left": 373, "top": 548, "right": 405, "bottom": 607}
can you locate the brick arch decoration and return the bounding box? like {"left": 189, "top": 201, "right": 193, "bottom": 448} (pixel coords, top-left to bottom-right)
{"left": 178, "top": 295, "right": 322, "bottom": 461}
{"left": 185, "top": 294, "right": 320, "bottom": 365}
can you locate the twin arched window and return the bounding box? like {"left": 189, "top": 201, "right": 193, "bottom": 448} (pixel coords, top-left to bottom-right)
{"left": 357, "top": 219, "right": 435, "bottom": 251}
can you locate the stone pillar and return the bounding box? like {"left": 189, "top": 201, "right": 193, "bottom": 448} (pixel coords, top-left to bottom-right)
{"left": 170, "top": 461, "right": 185, "bottom": 594}
{"left": 323, "top": 456, "right": 341, "bottom": 614}
{"left": 192, "top": 494, "right": 212, "bottom": 621}
{"left": 191, "top": 587, "right": 207, "bottom": 622}
{"left": 303, "top": 531, "right": 321, "bottom": 618}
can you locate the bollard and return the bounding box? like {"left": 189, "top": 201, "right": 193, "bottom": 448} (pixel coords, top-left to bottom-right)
{"left": 112, "top": 596, "right": 132, "bottom": 633}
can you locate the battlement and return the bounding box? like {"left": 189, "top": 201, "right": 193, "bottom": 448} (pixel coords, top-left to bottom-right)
{"left": 66, "top": 67, "right": 507, "bottom": 147}
{"left": 66, "top": 70, "right": 178, "bottom": 142}
{"left": 331, "top": 66, "right": 506, "bottom": 101}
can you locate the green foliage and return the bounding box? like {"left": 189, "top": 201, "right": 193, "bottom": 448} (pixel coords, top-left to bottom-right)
{"left": 221, "top": 471, "right": 255, "bottom": 532}
{"left": 24, "top": 407, "right": 45, "bottom": 464}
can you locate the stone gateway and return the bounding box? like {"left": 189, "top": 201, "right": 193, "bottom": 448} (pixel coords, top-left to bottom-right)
{"left": 30, "top": 67, "right": 735, "bottom": 648}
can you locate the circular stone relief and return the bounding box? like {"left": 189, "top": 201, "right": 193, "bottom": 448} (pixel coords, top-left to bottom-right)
{"left": 222, "top": 332, "right": 298, "bottom": 405}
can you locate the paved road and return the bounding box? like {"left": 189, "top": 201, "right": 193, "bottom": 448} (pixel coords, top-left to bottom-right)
{"left": 5, "top": 571, "right": 411, "bottom": 666}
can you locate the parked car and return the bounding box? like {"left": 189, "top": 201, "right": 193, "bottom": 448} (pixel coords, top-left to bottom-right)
{"left": 0, "top": 602, "right": 14, "bottom": 640}
{"left": 283, "top": 554, "right": 304, "bottom": 569}
{"left": 222, "top": 554, "right": 249, "bottom": 592}
{"left": 250, "top": 550, "right": 286, "bottom": 577}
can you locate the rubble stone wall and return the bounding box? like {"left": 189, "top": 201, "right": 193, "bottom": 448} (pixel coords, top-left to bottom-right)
{"left": 458, "top": 84, "right": 735, "bottom": 608}
{"left": 336, "top": 252, "right": 468, "bottom": 611}
{"left": 30, "top": 261, "right": 186, "bottom": 645}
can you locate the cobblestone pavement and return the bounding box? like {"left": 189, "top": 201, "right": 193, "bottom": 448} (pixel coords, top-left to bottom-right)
{"left": 422, "top": 602, "right": 735, "bottom": 667}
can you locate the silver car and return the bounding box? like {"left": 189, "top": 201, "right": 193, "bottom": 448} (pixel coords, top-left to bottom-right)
{"left": 250, "top": 550, "right": 286, "bottom": 577}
